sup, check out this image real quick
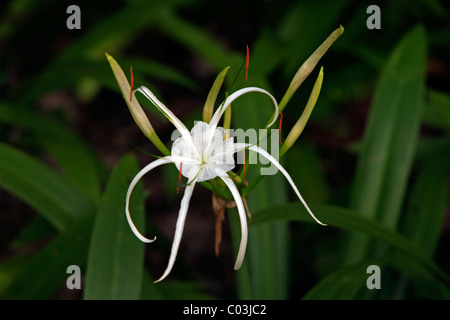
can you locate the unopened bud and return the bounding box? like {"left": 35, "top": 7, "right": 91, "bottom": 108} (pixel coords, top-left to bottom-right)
{"left": 203, "top": 66, "right": 230, "bottom": 123}
{"left": 281, "top": 67, "right": 324, "bottom": 156}
{"left": 279, "top": 25, "right": 343, "bottom": 112}
{"left": 105, "top": 53, "right": 170, "bottom": 155}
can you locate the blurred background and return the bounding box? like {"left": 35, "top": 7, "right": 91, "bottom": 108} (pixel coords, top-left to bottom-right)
{"left": 0, "top": 0, "right": 449, "bottom": 299}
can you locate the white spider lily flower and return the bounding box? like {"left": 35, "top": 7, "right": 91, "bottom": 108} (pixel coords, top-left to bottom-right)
{"left": 126, "top": 85, "right": 325, "bottom": 282}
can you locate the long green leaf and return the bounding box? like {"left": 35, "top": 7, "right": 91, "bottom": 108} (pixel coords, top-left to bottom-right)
{"left": 228, "top": 208, "right": 252, "bottom": 299}
{"left": 387, "top": 156, "right": 450, "bottom": 299}
{"left": 14, "top": 0, "right": 196, "bottom": 106}
{"left": 231, "top": 76, "right": 289, "bottom": 299}
{"left": 84, "top": 154, "right": 146, "bottom": 300}
{"left": 1, "top": 214, "right": 95, "bottom": 299}
{"left": 0, "top": 254, "right": 33, "bottom": 297}
{"left": 0, "top": 104, "right": 104, "bottom": 203}
{"left": 8, "top": 58, "right": 196, "bottom": 116}
{"left": 122, "top": 57, "right": 198, "bottom": 91}
{"left": 157, "top": 9, "right": 241, "bottom": 71}
{"left": 401, "top": 157, "right": 448, "bottom": 256}
{"left": 252, "top": 202, "right": 450, "bottom": 287}
{"left": 0, "top": 142, "right": 95, "bottom": 232}
{"left": 304, "top": 251, "right": 450, "bottom": 300}
{"left": 302, "top": 261, "right": 379, "bottom": 300}
{"left": 286, "top": 144, "right": 329, "bottom": 203}
{"left": 424, "top": 89, "right": 450, "bottom": 130}
{"left": 342, "top": 25, "right": 427, "bottom": 264}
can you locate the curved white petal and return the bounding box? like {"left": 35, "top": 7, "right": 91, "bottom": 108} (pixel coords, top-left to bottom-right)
{"left": 154, "top": 176, "right": 198, "bottom": 283}
{"left": 247, "top": 145, "right": 326, "bottom": 226}
{"left": 135, "top": 86, "right": 189, "bottom": 136}
{"left": 126, "top": 157, "right": 173, "bottom": 243}
{"left": 215, "top": 169, "right": 248, "bottom": 270}
{"left": 135, "top": 86, "right": 200, "bottom": 159}
{"left": 171, "top": 136, "right": 202, "bottom": 164}
{"left": 233, "top": 142, "right": 250, "bottom": 153}
{"left": 209, "top": 87, "right": 279, "bottom": 131}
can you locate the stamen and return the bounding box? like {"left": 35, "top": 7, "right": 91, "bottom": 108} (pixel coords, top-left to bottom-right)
{"left": 242, "top": 197, "right": 252, "bottom": 226}
{"left": 177, "top": 162, "right": 183, "bottom": 194}
{"left": 245, "top": 45, "right": 249, "bottom": 81}
{"left": 129, "top": 65, "right": 134, "bottom": 102}
{"left": 279, "top": 111, "right": 283, "bottom": 145}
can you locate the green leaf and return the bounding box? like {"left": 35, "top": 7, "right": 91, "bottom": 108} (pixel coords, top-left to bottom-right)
{"left": 228, "top": 208, "right": 252, "bottom": 300}
{"left": 15, "top": 0, "right": 197, "bottom": 106}
{"left": 304, "top": 252, "right": 450, "bottom": 300}
{"left": 252, "top": 202, "right": 450, "bottom": 287}
{"left": 140, "top": 272, "right": 163, "bottom": 300}
{"left": 387, "top": 251, "right": 450, "bottom": 299}
{"left": 0, "top": 104, "right": 104, "bottom": 203}
{"left": 9, "top": 57, "right": 195, "bottom": 112}
{"left": 401, "top": 157, "right": 448, "bottom": 256}
{"left": 342, "top": 25, "right": 427, "bottom": 264}
{"left": 285, "top": 144, "right": 329, "bottom": 203}
{"left": 158, "top": 281, "right": 216, "bottom": 300}
{"left": 53, "top": 0, "right": 197, "bottom": 64}
{"left": 141, "top": 272, "right": 216, "bottom": 300}
{"left": 302, "top": 261, "right": 376, "bottom": 300}
{"left": 231, "top": 76, "right": 289, "bottom": 299}
{"left": 0, "top": 254, "right": 33, "bottom": 297}
{"left": 122, "top": 57, "right": 198, "bottom": 92}
{"left": 0, "top": 142, "right": 95, "bottom": 232}
{"left": 10, "top": 216, "right": 56, "bottom": 249}
{"left": 84, "top": 154, "right": 146, "bottom": 300}
{"left": 1, "top": 214, "right": 95, "bottom": 299}
{"left": 157, "top": 9, "right": 242, "bottom": 71}
{"left": 424, "top": 89, "right": 450, "bottom": 130}
{"left": 416, "top": 135, "right": 450, "bottom": 163}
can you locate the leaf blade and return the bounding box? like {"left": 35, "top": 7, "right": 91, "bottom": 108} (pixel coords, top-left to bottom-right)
{"left": 0, "top": 142, "right": 95, "bottom": 232}
{"left": 84, "top": 154, "right": 146, "bottom": 300}
{"left": 342, "top": 25, "right": 428, "bottom": 264}
{"left": 252, "top": 202, "right": 450, "bottom": 287}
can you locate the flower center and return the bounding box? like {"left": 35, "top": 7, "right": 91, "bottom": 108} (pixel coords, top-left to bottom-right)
{"left": 171, "top": 121, "right": 235, "bottom": 182}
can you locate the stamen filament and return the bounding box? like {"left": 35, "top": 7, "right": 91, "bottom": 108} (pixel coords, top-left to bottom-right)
{"left": 129, "top": 65, "right": 134, "bottom": 102}
{"left": 242, "top": 149, "right": 247, "bottom": 184}
{"left": 245, "top": 45, "right": 249, "bottom": 81}
{"left": 279, "top": 111, "right": 284, "bottom": 145}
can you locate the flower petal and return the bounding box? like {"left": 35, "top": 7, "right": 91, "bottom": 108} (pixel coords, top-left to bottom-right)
{"left": 135, "top": 86, "right": 189, "bottom": 135}
{"left": 215, "top": 169, "right": 248, "bottom": 270}
{"left": 135, "top": 86, "right": 200, "bottom": 158}
{"left": 239, "top": 144, "right": 326, "bottom": 226}
{"left": 154, "top": 176, "right": 198, "bottom": 283}
{"left": 126, "top": 157, "right": 173, "bottom": 243}
{"left": 209, "top": 87, "right": 279, "bottom": 130}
